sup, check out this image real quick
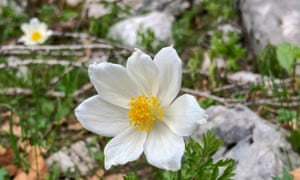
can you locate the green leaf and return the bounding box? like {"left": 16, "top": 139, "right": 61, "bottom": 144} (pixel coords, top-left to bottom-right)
{"left": 124, "top": 172, "right": 139, "bottom": 180}
{"left": 276, "top": 42, "right": 300, "bottom": 74}
{"left": 272, "top": 170, "right": 293, "bottom": 180}
{"left": 0, "top": 168, "right": 8, "bottom": 180}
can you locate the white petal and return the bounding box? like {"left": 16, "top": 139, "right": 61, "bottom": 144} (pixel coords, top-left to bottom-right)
{"left": 154, "top": 46, "right": 182, "bottom": 107}
{"left": 75, "top": 95, "right": 130, "bottom": 137}
{"left": 144, "top": 122, "right": 184, "bottom": 171}
{"left": 21, "top": 24, "right": 31, "bottom": 34}
{"left": 88, "top": 62, "right": 140, "bottom": 108}
{"left": 163, "top": 94, "right": 207, "bottom": 136}
{"left": 18, "top": 35, "right": 27, "bottom": 43}
{"left": 38, "top": 23, "right": 48, "bottom": 32}
{"left": 29, "top": 17, "right": 40, "bottom": 24}
{"left": 104, "top": 127, "right": 147, "bottom": 169}
{"left": 19, "top": 36, "right": 36, "bottom": 45}
{"left": 127, "top": 49, "right": 159, "bottom": 96}
{"left": 38, "top": 32, "right": 48, "bottom": 44}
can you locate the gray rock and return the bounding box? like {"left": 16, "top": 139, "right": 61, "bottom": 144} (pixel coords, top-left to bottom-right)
{"left": 66, "top": 0, "right": 82, "bottom": 7}
{"left": 195, "top": 104, "right": 300, "bottom": 180}
{"left": 237, "top": 0, "right": 300, "bottom": 54}
{"left": 87, "top": 2, "right": 110, "bottom": 18}
{"left": 46, "top": 137, "right": 100, "bottom": 175}
{"left": 138, "top": 0, "right": 191, "bottom": 15}
{"left": 227, "top": 71, "right": 262, "bottom": 84}
{"left": 108, "top": 11, "right": 174, "bottom": 48}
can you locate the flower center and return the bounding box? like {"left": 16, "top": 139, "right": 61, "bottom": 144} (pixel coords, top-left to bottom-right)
{"left": 128, "top": 94, "right": 163, "bottom": 132}
{"left": 31, "top": 31, "right": 43, "bottom": 42}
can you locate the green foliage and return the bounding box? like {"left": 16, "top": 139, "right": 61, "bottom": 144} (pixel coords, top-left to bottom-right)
{"left": 155, "top": 131, "right": 236, "bottom": 180}
{"left": 276, "top": 42, "right": 300, "bottom": 74}
{"left": 287, "top": 131, "right": 300, "bottom": 154}
{"left": 37, "top": 4, "right": 56, "bottom": 24}
{"left": 46, "top": 164, "right": 62, "bottom": 180}
{"left": 206, "top": 32, "right": 245, "bottom": 88}
{"left": 88, "top": 2, "right": 130, "bottom": 37}
{"left": 188, "top": 50, "right": 204, "bottom": 80}
{"left": 199, "top": 98, "right": 219, "bottom": 109}
{"left": 137, "top": 26, "right": 157, "bottom": 51}
{"left": 276, "top": 109, "right": 297, "bottom": 123}
{"left": 258, "top": 42, "right": 300, "bottom": 76}
{"left": 202, "top": 0, "right": 235, "bottom": 20}
{"left": 257, "top": 44, "right": 283, "bottom": 77}
{"left": 136, "top": 26, "right": 168, "bottom": 52}
{"left": 124, "top": 172, "right": 140, "bottom": 180}
{"left": 172, "top": 5, "right": 202, "bottom": 49}
{"left": 272, "top": 170, "right": 293, "bottom": 180}
{"left": 209, "top": 32, "right": 245, "bottom": 71}
{"left": 0, "top": 168, "right": 8, "bottom": 180}
{"left": 0, "top": 5, "right": 28, "bottom": 43}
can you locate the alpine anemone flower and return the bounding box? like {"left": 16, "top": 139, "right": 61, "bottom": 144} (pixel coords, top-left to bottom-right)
{"left": 75, "top": 46, "right": 207, "bottom": 171}
{"left": 19, "top": 18, "right": 52, "bottom": 45}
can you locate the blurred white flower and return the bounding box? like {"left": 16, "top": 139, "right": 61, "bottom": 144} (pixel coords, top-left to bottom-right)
{"left": 19, "top": 18, "right": 52, "bottom": 45}
{"left": 75, "top": 46, "right": 207, "bottom": 171}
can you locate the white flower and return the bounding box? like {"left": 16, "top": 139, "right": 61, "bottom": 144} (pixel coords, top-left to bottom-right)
{"left": 75, "top": 46, "right": 207, "bottom": 171}
{"left": 19, "top": 18, "right": 52, "bottom": 45}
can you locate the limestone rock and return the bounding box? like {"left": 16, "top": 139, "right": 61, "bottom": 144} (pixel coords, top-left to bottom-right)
{"left": 87, "top": 2, "right": 110, "bottom": 18}
{"left": 195, "top": 104, "right": 300, "bottom": 179}
{"left": 138, "top": 0, "right": 190, "bottom": 15}
{"left": 237, "top": 0, "right": 300, "bottom": 54}
{"left": 46, "top": 137, "right": 100, "bottom": 175}
{"left": 66, "top": 0, "right": 82, "bottom": 7}
{"left": 108, "top": 11, "right": 174, "bottom": 48}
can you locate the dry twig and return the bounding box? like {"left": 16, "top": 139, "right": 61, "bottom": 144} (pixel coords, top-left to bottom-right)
{"left": 181, "top": 88, "right": 300, "bottom": 107}
{"left": 0, "top": 59, "right": 85, "bottom": 69}
{"left": 0, "top": 83, "right": 93, "bottom": 99}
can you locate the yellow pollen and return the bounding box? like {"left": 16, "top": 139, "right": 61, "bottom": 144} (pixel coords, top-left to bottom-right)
{"left": 31, "top": 31, "right": 43, "bottom": 42}
{"left": 128, "top": 94, "right": 163, "bottom": 132}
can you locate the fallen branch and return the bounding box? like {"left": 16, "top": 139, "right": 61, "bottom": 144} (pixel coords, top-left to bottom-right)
{"left": 181, "top": 88, "right": 300, "bottom": 107}
{"left": 0, "top": 59, "right": 86, "bottom": 69}
{"left": 0, "top": 88, "right": 64, "bottom": 98}
{"left": 0, "top": 44, "right": 113, "bottom": 52}
{"left": 1, "top": 50, "right": 85, "bottom": 56}
{"left": 181, "top": 88, "right": 230, "bottom": 104}
{"left": 0, "top": 83, "right": 93, "bottom": 99}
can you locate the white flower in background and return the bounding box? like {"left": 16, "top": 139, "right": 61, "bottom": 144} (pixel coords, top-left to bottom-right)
{"left": 19, "top": 18, "right": 52, "bottom": 45}
{"left": 75, "top": 46, "right": 207, "bottom": 171}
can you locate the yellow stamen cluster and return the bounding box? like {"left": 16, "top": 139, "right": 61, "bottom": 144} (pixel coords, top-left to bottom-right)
{"left": 128, "top": 94, "right": 163, "bottom": 132}
{"left": 31, "top": 31, "right": 43, "bottom": 42}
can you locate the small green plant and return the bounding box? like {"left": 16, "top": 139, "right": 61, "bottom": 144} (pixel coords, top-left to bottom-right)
{"left": 0, "top": 168, "right": 8, "bottom": 180}
{"left": 272, "top": 170, "right": 293, "bottom": 180}
{"left": 209, "top": 32, "right": 245, "bottom": 72}
{"left": 187, "top": 50, "right": 204, "bottom": 80}
{"left": 207, "top": 31, "right": 245, "bottom": 88}
{"left": 124, "top": 172, "right": 139, "bottom": 180}
{"left": 154, "top": 131, "right": 236, "bottom": 180}
{"left": 258, "top": 42, "right": 300, "bottom": 77}
{"left": 0, "top": 5, "right": 28, "bottom": 43}
{"left": 88, "top": 2, "right": 130, "bottom": 37}
{"left": 202, "top": 0, "right": 235, "bottom": 21}
{"left": 257, "top": 44, "right": 283, "bottom": 77}
{"left": 137, "top": 26, "right": 157, "bottom": 52}
{"left": 172, "top": 5, "right": 202, "bottom": 50}
{"left": 276, "top": 109, "right": 297, "bottom": 123}
{"left": 276, "top": 42, "right": 300, "bottom": 75}
{"left": 287, "top": 131, "right": 300, "bottom": 154}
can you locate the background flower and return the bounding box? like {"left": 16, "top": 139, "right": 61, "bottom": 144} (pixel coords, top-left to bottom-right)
{"left": 19, "top": 18, "right": 52, "bottom": 45}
